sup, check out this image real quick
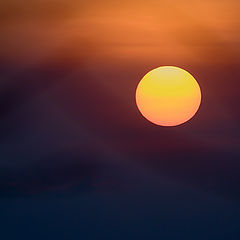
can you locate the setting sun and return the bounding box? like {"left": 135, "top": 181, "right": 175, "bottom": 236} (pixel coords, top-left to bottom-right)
{"left": 136, "top": 66, "right": 201, "bottom": 126}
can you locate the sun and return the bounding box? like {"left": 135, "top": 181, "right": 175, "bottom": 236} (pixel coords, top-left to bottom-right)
{"left": 135, "top": 66, "right": 201, "bottom": 126}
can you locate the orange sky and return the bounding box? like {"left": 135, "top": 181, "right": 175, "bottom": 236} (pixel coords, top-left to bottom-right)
{"left": 1, "top": 0, "right": 240, "bottom": 66}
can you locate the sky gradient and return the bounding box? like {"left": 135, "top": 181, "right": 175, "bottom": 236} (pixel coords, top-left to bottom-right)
{"left": 1, "top": 0, "right": 240, "bottom": 239}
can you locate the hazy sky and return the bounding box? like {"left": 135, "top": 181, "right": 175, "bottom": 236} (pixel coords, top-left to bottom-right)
{"left": 1, "top": 1, "right": 240, "bottom": 239}
{"left": 2, "top": 0, "right": 240, "bottom": 65}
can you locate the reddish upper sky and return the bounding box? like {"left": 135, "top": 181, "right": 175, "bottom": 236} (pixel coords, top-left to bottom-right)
{"left": 1, "top": 0, "right": 240, "bottom": 66}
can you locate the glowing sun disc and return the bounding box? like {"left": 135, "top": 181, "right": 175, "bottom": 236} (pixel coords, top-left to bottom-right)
{"left": 135, "top": 66, "right": 201, "bottom": 126}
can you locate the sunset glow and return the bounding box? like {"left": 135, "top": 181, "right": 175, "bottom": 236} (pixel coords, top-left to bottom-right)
{"left": 136, "top": 66, "right": 201, "bottom": 126}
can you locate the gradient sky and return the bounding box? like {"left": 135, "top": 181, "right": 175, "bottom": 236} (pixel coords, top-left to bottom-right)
{"left": 1, "top": 0, "right": 240, "bottom": 239}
